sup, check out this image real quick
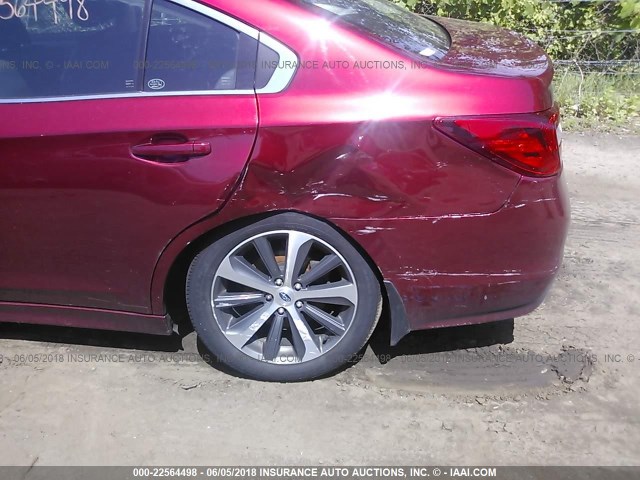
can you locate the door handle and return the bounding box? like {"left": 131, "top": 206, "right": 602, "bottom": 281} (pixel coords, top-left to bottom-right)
{"left": 131, "top": 141, "right": 212, "bottom": 161}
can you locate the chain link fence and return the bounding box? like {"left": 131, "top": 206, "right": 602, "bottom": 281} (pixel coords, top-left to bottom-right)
{"left": 536, "top": 28, "right": 639, "bottom": 76}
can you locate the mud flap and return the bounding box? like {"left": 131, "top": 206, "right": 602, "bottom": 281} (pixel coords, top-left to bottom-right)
{"left": 384, "top": 280, "right": 411, "bottom": 346}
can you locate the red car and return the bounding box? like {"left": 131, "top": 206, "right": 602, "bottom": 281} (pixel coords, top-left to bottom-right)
{"left": 0, "top": 0, "right": 569, "bottom": 381}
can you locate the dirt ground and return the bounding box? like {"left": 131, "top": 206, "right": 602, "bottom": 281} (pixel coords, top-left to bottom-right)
{"left": 0, "top": 132, "right": 639, "bottom": 466}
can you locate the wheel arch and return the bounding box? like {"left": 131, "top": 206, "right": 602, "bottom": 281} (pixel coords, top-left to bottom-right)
{"left": 153, "top": 210, "right": 409, "bottom": 344}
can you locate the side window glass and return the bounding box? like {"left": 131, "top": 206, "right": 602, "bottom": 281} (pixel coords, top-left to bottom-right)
{"left": 256, "top": 42, "right": 280, "bottom": 90}
{"left": 0, "top": 0, "right": 145, "bottom": 99}
{"left": 145, "top": 0, "right": 257, "bottom": 92}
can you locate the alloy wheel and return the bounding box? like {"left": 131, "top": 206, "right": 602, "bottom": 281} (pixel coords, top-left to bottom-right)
{"left": 211, "top": 230, "right": 359, "bottom": 364}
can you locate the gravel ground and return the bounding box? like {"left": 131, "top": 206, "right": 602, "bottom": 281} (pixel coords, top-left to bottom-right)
{"left": 0, "top": 132, "right": 639, "bottom": 466}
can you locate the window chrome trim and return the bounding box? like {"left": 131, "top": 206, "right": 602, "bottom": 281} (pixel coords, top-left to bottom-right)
{"left": 170, "top": 0, "right": 259, "bottom": 39}
{"left": 0, "top": 90, "right": 257, "bottom": 105}
{"left": 0, "top": 0, "right": 298, "bottom": 104}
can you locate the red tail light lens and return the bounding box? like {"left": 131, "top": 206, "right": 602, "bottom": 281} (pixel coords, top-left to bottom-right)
{"left": 434, "top": 106, "right": 562, "bottom": 177}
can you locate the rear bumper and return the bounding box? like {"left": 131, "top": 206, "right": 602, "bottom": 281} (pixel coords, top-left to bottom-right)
{"left": 338, "top": 173, "right": 570, "bottom": 342}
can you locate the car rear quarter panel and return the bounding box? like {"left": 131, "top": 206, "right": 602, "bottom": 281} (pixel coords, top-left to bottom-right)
{"left": 153, "top": 0, "right": 566, "bottom": 331}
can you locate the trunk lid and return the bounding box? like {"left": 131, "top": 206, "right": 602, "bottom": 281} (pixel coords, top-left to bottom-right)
{"left": 430, "top": 16, "right": 554, "bottom": 84}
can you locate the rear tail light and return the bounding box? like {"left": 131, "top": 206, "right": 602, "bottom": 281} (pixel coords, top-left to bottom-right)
{"left": 434, "top": 106, "right": 562, "bottom": 177}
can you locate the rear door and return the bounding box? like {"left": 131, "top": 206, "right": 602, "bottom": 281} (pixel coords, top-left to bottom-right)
{"left": 0, "top": 0, "right": 262, "bottom": 313}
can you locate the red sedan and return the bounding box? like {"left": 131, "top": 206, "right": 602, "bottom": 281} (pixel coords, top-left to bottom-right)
{"left": 0, "top": 0, "right": 569, "bottom": 381}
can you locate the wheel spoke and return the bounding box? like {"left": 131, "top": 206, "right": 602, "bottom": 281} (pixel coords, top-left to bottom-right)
{"left": 284, "top": 232, "right": 313, "bottom": 286}
{"left": 217, "top": 256, "right": 276, "bottom": 295}
{"left": 211, "top": 230, "right": 360, "bottom": 365}
{"left": 262, "top": 312, "right": 285, "bottom": 361}
{"left": 302, "top": 304, "right": 346, "bottom": 336}
{"left": 299, "top": 280, "right": 357, "bottom": 306}
{"left": 213, "top": 293, "right": 265, "bottom": 309}
{"left": 288, "top": 309, "right": 322, "bottom": 361}
{"left": 253, "top": 236, "right": 282, "bottom": 280}
{"left": 225, "top": 303, "right": 278, "bottom": 350}
{"left": 299, "top": 254, "right": 342, "bottom": 286}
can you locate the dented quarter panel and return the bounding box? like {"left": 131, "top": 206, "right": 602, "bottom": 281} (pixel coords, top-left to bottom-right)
{"left": 150, "top": 0, "right": 568, "bottom": 334}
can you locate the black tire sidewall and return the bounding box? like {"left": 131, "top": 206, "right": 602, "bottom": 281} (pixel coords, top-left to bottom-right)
{"left": 186, "top": 213, "right": 381, "bottom": 382}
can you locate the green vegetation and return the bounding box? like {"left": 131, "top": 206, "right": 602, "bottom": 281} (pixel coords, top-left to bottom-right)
{"left": 554, "top": 70, "right": 640, "bottom": 132}
{"left": 394, "top": 0, "right": 640, "bottom": 131}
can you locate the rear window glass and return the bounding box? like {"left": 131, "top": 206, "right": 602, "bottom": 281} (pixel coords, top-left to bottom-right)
{"left": 294, "top": 0, "right": 450, "bottom": 60}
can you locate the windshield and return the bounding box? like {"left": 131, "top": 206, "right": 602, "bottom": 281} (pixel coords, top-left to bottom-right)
{"left": 294, "top": 0, "right": 450, "bottom": 60}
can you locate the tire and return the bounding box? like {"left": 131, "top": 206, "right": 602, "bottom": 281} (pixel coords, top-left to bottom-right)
{"left": 186, "top": 212, "right": 382, "bottom": 382}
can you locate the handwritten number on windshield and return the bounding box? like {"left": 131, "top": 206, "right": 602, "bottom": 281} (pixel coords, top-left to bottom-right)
{"left": 0, "top": 0, "right": 89, "bottom": 23}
